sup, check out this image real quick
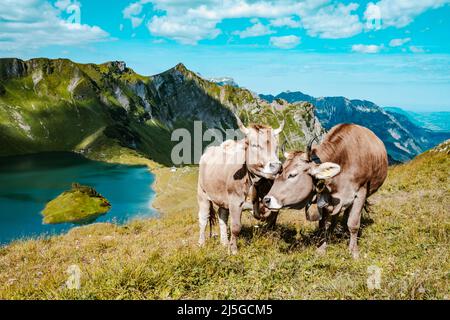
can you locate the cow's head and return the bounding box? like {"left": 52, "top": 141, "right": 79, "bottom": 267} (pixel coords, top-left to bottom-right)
{"left": 262, "top": 151, "right": 340, "bottom": 210}
{"left": 236, "top": 116, "right": 283, "bottom": 179}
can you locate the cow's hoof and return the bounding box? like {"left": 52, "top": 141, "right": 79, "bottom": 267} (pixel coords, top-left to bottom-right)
{"left": 229, "top": 245, "right": 238, "bottom": 255}
{"left": 198, "top": 239, "right": 206, "bottom": 247}
{"left": 316, "top": 243, "right": 327, "bottom": 256}
{"left": 351, "top": 250, "right": 360, "bottom": 260}
{"left": 221, "top": 240, "right": 229, "bottom": 246}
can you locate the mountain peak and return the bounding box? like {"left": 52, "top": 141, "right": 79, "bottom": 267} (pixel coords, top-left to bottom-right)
{"left": 161, "top": 62, "right": 197, "bottom": 78}
{"left": 106, "top": 60, "right": 127, "bottom": 73}
{"left": 174, "top": 62, "right": 187, "bottom": 72}
{"left": 208, "top": 77, "right": 239, "bottom": 87}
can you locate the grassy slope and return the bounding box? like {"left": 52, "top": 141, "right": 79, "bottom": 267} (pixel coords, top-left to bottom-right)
{"left": 0, "top": 58, "right": 175, "bottom": 165}
{"left": 0, "top": 144, "right": 448, "bottom": 299}
{"left": 0, "top": 60, "right": 110, "bottom": 155}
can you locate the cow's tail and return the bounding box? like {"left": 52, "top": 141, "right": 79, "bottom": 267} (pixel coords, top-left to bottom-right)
{"left": 363, "top": 181, "right": 372, "bottom": 217}
{"left": 209, "top": 202, "right": 217, "bottom": 238}
{"left": 363, "top": 199, "right": 372, "bottom": 218}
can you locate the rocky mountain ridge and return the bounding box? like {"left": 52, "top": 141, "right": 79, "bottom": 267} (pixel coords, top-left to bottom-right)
{"left": 0, "top": 58, "right": 322, "bottom": 165}
{"left": 261, "top": 91, "right": 450, "bottom": 162}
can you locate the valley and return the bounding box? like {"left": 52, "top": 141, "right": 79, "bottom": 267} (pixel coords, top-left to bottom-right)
{"left": 0, "top": 58, "right": 448, "bottom": 299}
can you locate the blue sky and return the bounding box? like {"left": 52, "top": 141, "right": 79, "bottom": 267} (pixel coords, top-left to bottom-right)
{"left": 1, "top": 0, "right": 450, "bottom": 111}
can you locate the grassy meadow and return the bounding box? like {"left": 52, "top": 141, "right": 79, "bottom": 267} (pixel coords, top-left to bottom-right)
{"left": 0, "top": 144, "right": 448, "bottom": 299}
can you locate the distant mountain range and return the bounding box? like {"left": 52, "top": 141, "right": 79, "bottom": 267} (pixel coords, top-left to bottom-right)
{"left": 384, "top": 107, "right": 450, "bottom": 132}
{"left": 1, "top": 58, "right": 447, "bottom": 165}
{"left": 208, "top": 77, "right": 239, "bottom": 88}
{"left": 260, "top": 91, "right": 450, "bottom": 162}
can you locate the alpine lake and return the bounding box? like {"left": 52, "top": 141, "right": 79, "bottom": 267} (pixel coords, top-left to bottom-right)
{"left": 0, "top": 152, "right": 157, "bottom": 245}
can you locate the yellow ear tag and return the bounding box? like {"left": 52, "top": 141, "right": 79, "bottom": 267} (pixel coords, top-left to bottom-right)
{"left": 321, "top": 168, "right": 334, "bottom": 178}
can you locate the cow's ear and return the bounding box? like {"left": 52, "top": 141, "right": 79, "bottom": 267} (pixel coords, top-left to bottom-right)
{"left": 309, "top": 162, "right": 341, "bottom": 179}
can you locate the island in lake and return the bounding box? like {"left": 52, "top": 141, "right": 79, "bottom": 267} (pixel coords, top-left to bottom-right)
{"left": 42, "top": 183, "right": 111, "bottom": 224}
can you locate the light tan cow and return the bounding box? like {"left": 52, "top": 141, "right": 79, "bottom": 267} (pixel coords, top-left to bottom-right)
{"left": 263, "top": 124, "right": 388, "bottom": 258}
{"left": 198, "top": 117, "right": 284, "bottom": 254}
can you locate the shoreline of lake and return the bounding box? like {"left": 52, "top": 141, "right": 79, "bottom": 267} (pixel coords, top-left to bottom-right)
{"left": 0, "top": 152, "right": 158, "bottom": 245}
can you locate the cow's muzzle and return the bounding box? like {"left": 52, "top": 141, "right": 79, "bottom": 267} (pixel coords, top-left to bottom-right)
{"left": 269, "top": 161, "right": 282, "bottom": 174}
{"left": 261, "top": 161, "right": 282, "bottom": 177}
{"left": 263, "top": 196, "right": 282, "bottom": 210}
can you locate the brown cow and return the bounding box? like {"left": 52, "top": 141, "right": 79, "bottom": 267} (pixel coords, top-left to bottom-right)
{"left": 263, "top": 124, "right": 388, "bottom": 258}
{"left": 198, "top": 116, "right": 284, "bottom": 254}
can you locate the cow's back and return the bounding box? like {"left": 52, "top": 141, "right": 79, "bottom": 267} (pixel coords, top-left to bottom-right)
{"left": 314, "top": 124, "right": 388, "bottom": 196}
{"left": 198, "top": 140, "right": 247, "bottom": 208}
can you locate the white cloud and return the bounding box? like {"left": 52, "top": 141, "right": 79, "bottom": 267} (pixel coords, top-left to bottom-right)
{"left": 389, "top": 38, "right": 411, "bottom": 47}
{"left": 270, "top": 17, "right": 301, "bottom": 28}
{"left": 123, "top": 0, "right": 153, "bottom": 28}
{"left": 233, "top": 19, "right": 274, "bottom": 38}
{"left": 186, "top": 1, "right": 307, "bottom": 20}
{"left": 123, "top": 0, "right": 448, "bottom": 44}
{"left": 129, "top": 0, "right": 325, "bottom": 44}
{"left": 54, "top": 0, "right": 77, "bottom": 10}
{"left": 364, "top": 0, "right": 450, "bottom": 29}
{"left": 131, "top": 16, "right": 144, "bottom": 28}
{"left": 270, "top": 35, "right": 301, "bottom": 49}
{"left": 409, "top": 45, "right": 425, "bottom": 53}
{"left": 147, "top": 15, "right": 220, "bottom": 45}
{"left": 351, "top": 44, "right": 383, "bottom": 54}
{"left": 0, "top": 0, "right": 109, "bottom": 52}
{"left": 123, "top": 2, "right": 144, "bottom": 18}
{"left": 300, "top": 3, "right": 363, "bottom": 39}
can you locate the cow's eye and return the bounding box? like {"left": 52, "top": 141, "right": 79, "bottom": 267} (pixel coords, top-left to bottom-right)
{"left": 251, "top": 144, "right": 260, "bottom": 149}
{"left": 288, "top": 173, "right": 298, "bottom": 179}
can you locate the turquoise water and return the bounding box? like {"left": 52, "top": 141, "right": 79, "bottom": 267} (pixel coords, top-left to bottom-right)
{"left": 0, "top": 152, "right": 157, "bottom": 245}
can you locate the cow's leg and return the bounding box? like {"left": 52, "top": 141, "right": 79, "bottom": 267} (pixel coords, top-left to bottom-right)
{"left": 347, "top": 187, "right": 367, "bottom": 259}
{"left": 316, "top": 209, "right": 329, "bottom": 255}
{"left": 229, "top": 204, "right": 242, "bottom": 255}
{"left": 328, "top": 214, "right": 339, "bottom": 237}
{"left": 198, "top": 197, "right": 211, "bottom": 247}
{"left": 218, "top": 207, "right": 229, "bottom": 246}
{"left": 316, "top": 209, "right": 340, "bottom": 255}
{"left": 264, "top": 210, "right": 279, "bottom": 229}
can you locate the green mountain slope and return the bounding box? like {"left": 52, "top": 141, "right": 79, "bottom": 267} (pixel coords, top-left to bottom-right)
{"left": 0, "top": 58, "right": 322, "bottom": 164}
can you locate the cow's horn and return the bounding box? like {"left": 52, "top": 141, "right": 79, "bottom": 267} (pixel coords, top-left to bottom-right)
{"left": 306, "top": 135, "right": 318, "bottom": 161}
{"left": 281, "top": 140, "right": 287, "bottom": 155}
{"left": 235, "top": 113, "right": 249, "bottom": 135}
{"left": 273, "top": 120, "right": 284, "bottom": 135}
